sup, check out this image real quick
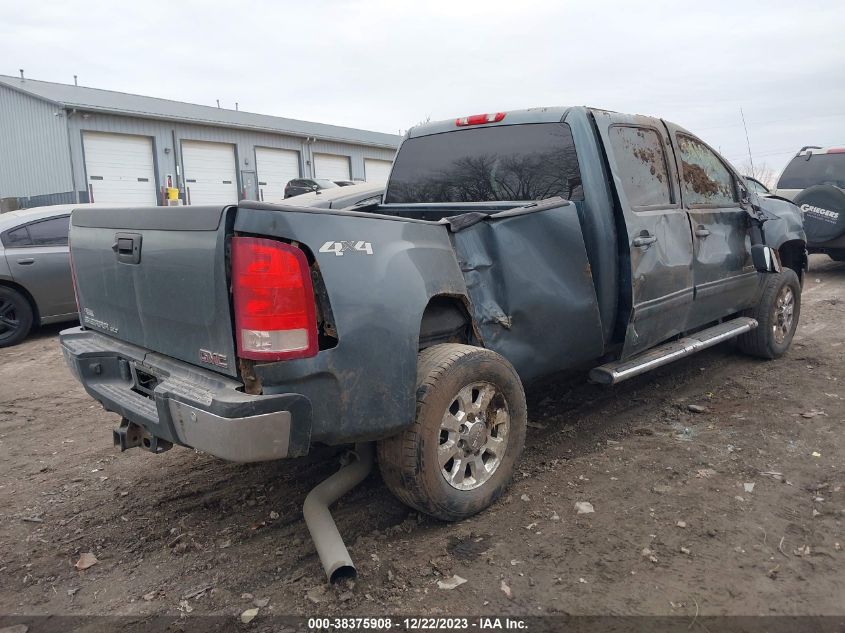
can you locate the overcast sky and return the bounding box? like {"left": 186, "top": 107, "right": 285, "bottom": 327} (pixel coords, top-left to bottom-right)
{"left": 2, "top": 0, "right": 844, "bottom": 179}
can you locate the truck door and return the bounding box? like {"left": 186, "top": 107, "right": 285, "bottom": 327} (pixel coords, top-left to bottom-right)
{"left": 592, "top": 111, "right": 694, "bottom": 357}
{"left": 661, "top": 123, "right": 758, "bottom": 326}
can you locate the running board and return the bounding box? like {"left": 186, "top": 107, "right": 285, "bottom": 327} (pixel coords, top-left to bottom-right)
{"left": 589, "top": 317, "right": 758, "bottom": 385}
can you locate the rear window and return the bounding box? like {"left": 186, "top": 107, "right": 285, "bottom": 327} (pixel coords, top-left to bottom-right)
{"left": 385, "top": 123, "right": 583, "bottom": 204}
{"left": 777, "top": 153, "right": 845, "bottom": 190}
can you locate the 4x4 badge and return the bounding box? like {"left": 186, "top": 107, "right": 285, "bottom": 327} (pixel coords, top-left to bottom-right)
{"left": 319, "top": 241, "right": 374, "bottom": 256}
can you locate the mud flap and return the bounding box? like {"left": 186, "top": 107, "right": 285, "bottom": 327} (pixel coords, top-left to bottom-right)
{"left": 448, "top": 201, "right": 605, "bottom": 382}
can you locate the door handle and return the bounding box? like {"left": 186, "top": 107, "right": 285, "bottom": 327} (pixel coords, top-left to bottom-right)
{"left": 695, "top": 226, "right": 711, "bottom": 238}
{"left": 17, "top": 258, "right": 35, "bottom": 265}
{"left": 632, "top": 234, "right": 657, "bottom": 248}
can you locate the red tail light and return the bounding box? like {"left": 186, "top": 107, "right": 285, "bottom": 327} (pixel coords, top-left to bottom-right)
{"left": 231, "top": 236, "right": 317, "bottom": 361}
{"left": 456, "top": 112, "right": 506, "bottom": 126}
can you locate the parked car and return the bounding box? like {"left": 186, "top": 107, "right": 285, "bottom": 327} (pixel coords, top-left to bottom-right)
{"left": 774, "top": 147, "right": 845, "bottom": 260}
{"left": 61, "top": 106, "right": 804, "bottom": 579}
{"left": 744, "top": 175, "right": 770, "bottom": 194}
{"left": 284, "top": 178, "right": 338, "bottom": 198}
{"left": 0, "top": 205, "right": 77, "bottom": 347}
{"left": 333, "top": 180, "right": 357, "bottom": 187}
{"left": 278, "top": 182, "right": 383, "bottom": 209}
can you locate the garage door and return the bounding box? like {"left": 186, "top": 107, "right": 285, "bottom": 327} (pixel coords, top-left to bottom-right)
{"left": 255, "top": 148, "right": 300, "bottom": 202}
{"left": 182, "top": 140, "right": 238, "bottom": 205}
{"left": 314, "top": 153, "right": 351, "bottom": 181}
{"left": 82, "top": 132, "right": 157, "bottom": 205}
{"left": 364, "top": 158, "right": 393, "bottom": 184}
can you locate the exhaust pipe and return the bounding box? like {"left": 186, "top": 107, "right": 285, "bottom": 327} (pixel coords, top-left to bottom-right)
{"left": 304, "top": 442, "right": 374, "bottom": 583}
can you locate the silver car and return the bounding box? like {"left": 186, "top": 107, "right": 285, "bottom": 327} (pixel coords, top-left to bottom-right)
{"left": 0, "top": 205, "right": 78, "bottom": 347}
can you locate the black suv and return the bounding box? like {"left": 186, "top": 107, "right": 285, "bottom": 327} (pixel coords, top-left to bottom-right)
{"left": 284, "top": 178, "right": 338, "bottom": 198}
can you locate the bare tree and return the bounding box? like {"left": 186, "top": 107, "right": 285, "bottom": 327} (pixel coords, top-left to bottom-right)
{"left": 738, "top": 161, "right": 778, "bottom": 189}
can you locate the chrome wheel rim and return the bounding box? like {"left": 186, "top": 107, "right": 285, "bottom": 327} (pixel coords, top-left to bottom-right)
{"left": 0, "top": 298, "right": 20, "bottom": 340}
{"left": 438, "top": 381, "right": 510, "bottom": 491}
{"left": 772, "top": 285, "right": 795, "bottom": 344}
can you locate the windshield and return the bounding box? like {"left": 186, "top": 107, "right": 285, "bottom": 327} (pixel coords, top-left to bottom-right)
{"left": 315, "top": 179, "right": 338, "bottom": 188}
{"left": 777, "top": 153, "right": 845, "bottom": 189}
{"left": 384, "top": 122, "right": 583, "bottom": 204}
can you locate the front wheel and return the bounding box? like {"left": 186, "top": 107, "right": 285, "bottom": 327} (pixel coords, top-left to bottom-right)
{"left": 378, "top": 344, "right": 527, "bottom": 521}
{"left": 737, "top": 269, "right": 801, "bottom": 359}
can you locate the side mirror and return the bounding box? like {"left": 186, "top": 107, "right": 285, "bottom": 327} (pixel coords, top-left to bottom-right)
{"left": 751, "top": 244, "right": 781, "bottom": 273}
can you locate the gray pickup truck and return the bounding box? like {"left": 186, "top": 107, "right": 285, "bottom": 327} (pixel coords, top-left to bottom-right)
{"left": 61, "top": 106, "right": 805, "bottom": 532}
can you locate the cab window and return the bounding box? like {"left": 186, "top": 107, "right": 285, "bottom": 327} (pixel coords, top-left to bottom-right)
{"left": 608, "top": 125, "right": 673, "bottom": 207}
{"left": 678, "top": 136, "right": 737, "bottom": 206}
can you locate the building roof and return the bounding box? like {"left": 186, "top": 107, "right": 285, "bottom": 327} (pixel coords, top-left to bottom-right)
{"left": 0, "top": 75, "right": 400, "bottom": 149}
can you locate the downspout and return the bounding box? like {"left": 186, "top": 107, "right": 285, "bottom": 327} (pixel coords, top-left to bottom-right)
{"left": 303, "top": 442, "right": 374, "bottom": 583}
{"left": 305, "top": 136, "right": 317, "bottom": 178}
{"left": 64, "top": 108, "right": 79, "bottom": 203}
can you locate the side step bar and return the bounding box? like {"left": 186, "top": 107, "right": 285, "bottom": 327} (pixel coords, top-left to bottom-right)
{"left": 589, "top": 317, "right": 758, "bottom": 385}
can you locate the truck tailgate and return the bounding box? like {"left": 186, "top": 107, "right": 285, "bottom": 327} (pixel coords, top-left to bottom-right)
{"left": 70, "top": 205, "right": 238, "bottom": 378}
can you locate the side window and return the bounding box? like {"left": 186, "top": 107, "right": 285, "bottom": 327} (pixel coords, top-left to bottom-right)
{"left": 608, "top": 126, "right": 673, "bottom": 207}
{"left": 26, "top": 216, "right": 70, "bottom": 246}
{"left": 2, "top": 226, "right": 32, "bottom": 247}
{"left": 678, "top": 135, "right": 737, "bottom": 206}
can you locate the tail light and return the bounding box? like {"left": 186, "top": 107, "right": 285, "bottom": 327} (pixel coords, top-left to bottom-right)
{"left": 231, "top": 236, "right": 317, "bottom": 361}
{"left": 456, "top": 112, "right": 506, "bottom": 126}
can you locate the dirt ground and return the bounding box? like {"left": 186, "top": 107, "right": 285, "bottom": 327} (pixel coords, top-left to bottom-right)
{"left": 1, "top": 256, "right": 843, "bottom": 621}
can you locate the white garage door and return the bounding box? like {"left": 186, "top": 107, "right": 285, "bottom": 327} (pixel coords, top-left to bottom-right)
{"left": 83, "top": 132, "right": 157, "bottom": 205}
{"left": 364, "top": 158, "right": 393, "bottom": 184}
{"left": 256, "top": 148, "right": 300, "bottom": 202}
{"left": 314, "top": 153, "right": 351, "bottom": 181}
{"left": 182, "top": 140, "right": 238, "bottom": 205}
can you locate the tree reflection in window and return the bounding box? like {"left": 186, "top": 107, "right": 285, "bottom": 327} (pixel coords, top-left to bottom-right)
{"left": 385, "top": 123, "right": 583, "bottom": 204}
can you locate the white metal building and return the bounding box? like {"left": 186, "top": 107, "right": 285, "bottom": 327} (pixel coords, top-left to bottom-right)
{"left": 0, "top": 74, "right": 399, "bottom": 210}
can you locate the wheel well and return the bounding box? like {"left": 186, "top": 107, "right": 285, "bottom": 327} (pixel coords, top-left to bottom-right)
{"left": 778, "top": 240, "right": 807, "bottom": 284}
{"left": 418, "top": 296, "right": 472, "bottom": 350}
{"left": 0, "top": 279, "right": 39, "bottom": 324}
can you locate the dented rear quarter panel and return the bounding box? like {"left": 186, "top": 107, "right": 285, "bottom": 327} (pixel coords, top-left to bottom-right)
{"left": 450, "top": 202, "right": 605, "bottom": 381}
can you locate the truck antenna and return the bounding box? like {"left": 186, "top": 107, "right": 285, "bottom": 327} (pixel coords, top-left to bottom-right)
{"left": 740, "top": 107, "right": 755, "bottom": 177}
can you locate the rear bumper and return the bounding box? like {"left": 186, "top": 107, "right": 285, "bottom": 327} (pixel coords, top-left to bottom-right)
{"left": 59, "top": 327, "right": 312, "bottom": 461}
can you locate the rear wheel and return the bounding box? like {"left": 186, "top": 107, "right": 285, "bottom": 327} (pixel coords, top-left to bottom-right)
{"left": 737, "top": 269, "right": 801, "bottom": 359}
{"left": 0, "top": 286, "right": 34, "bottom": 348}
{"left": 378, "top": 344, "right": 526, "bottom": 521}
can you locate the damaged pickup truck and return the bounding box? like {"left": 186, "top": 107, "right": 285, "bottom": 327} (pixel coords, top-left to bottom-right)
{"left": 61, "top": 107, "right": 805, "bottom": 578}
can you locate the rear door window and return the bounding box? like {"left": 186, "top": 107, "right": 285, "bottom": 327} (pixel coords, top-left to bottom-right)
{"left": 777, "top": 153, "right": 845, "bottom": 189}
{"left": 608, "top": 126, "right": 673, "bottom": 207}
{"left": 27, "top": 216, "right": 70, "bottom": 246}
{"left": 678, "top": 135, "right": 737, "bottom": 206}
{"left": 385, "top": 122, "right": 583, "bottom": 203}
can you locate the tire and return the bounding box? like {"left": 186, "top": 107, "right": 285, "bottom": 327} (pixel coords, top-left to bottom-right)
{"left": 736, "top": 269, "right": 801, "bottom": 359}
{"left": 0, "top": 286, "right": 34, "bottom": 348}
{"left": 378, "top": 344, "right": 527, "bottom": 522}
